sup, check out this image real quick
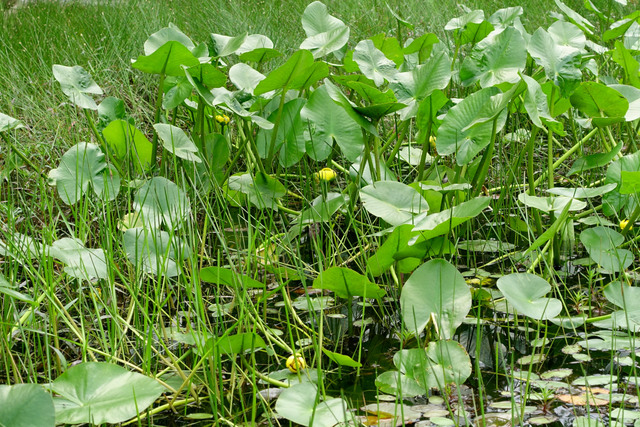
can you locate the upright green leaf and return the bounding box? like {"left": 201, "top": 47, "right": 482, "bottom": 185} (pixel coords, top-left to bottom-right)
{"left": 0, "top": 112, "right": 24, "bottom": 133}
{"left": 570, "top": 82, "right": 628, "bottom": 127}
{"left": 153, "top": 123, "right": 201, "bottom": 163}
{"left": 437, "top": 87, "right": 507, "bottom": 165}
{"left": 580, "top": 227, "right": 633, "bottom": 273}
{"left": 528, "top": 28, "right": 582, "bottom": 95}
{"left": 256, "top": 98, "right": 306, "bottom": 167}
{"left": 300, "top": 1, "right": 349, "bottom": 58}
{"left": 460, "top": 27, "right": 526, "bottom": 87}
{"left": 200, "top": 266, "right": 265, "bottom": 289}
{"left": 227, "top": 172, "right": 286, "bottom": 210}
{"left": 53, "top": 65, "right": 103, "bottom": 110}
{"left": 360, "top": 181, "right": 429, "bottom": 226}
{"left": 254, "top": 50, "right": 328, "bottom": 95}
{"left": 132, "top": 41, "right": 199, "bottom": 76}
{"left": 144, "top": 24, "right": 195, "bottom": 55}
{"left": 353, "top": 40, "right": 398, "bottom": 86}
{"left": 102, "top": 120, "right": 153, "bottom": 172}
{"left": 211, "top": 33, "right": 248, "bottom": 57}
{"left": 401, "top": 259, "right": 471, "bottom": 338}
{"left": 300, "top": 84, "right": 364, "bottom": 161}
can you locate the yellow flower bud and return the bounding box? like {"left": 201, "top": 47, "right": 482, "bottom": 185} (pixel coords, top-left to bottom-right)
{"left": 215, "top": 114, "right": 230, "bottom": 124}
{"left": 429, "top": 135, "right": 437, "bottom": 153}
{"left": 286, "top": 353, "right": 306, "bottom": 373}
{"left": 620, "top": 219, "right": 633, "bottom": 230}
{"left": 316, "top": 167, "right": 337, "bottom": 183}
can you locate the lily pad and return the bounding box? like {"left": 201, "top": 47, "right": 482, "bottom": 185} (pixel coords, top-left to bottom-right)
{"left": 496, "top": 273, "right": 562, "bottom": 320}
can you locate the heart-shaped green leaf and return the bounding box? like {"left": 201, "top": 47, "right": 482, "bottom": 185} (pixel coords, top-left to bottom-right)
{"left": 53, "top": 65, "right": 103, "bottom": 110}
{"left": 460, "top": 27, "right": 526, "bottom": 87}
{"left": 353, "top": 39, "right": 398, "bottom": 86}
{"left": 254, "top": 50, "right": 328, "bottom": 95}
{"left": 497, "top": 273, "right": 562, "bottom": 320}
{"left": 153, "top": 123, "right": 201, "bottom": 163}
{"left": 50, "top": 238, "right": 108, "bottom": 281}
{"left": 123, "top": 228, "right": 189, "bottom": 277}
{"left": 360, "top": 181, "right": 429, "bottom": 226}
{"left": 300, "top": 1, "right": 349, "bottom": 58}
{"left": 275, "top": 383, "right": 352, "bottom": 427}
{"left": 48, "top": 142, "right": 117, "bottom": 205}
{"left": 132, "top": 41, "right": 199, "bottom": 76}
{"left": 133, "top": 177, "right": 191, "bottom": 230}
{"left": 580, "top": 227, "right": 633, "bottom": 273}
{"left": 301, "top": 84, "right": 364, "bottom": 161}
{"left": 49, "top": 362, "right": 165, "bottom": 425}
{"left": 226, "top": 172, "right": 286, "bottom": 210}
{"left": 0, "top": 112, "right": 25, "bottom": 133}
{"left": 313, "top": 266, "right": 385, "bottom": 299}
{"left": 102, "top": 120, "right": 153, "bottom": 172}
{"left": 401, "top": 259, "right": 471, "bottom": 338}
{"left": 0, "top": 384, "right": 54, "bottom": 427}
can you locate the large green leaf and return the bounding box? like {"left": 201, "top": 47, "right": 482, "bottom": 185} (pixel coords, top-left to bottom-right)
{"left": 580, "top": 227, "right": 633, "bottom": 273}
{"left": 133, "top": 177, "right": 191, "bottom": 230}
{"left": 144, "top": 25, "right": 195, "bottom": 55}
{"left": 102, "top": 120, "right": 153, "bottom": 171}
{"left": 256, "top": 98, "right": 306, "bottom": 167}
{"left": 610, "top": 84, "right": 640, "bottom": 122}
{"left": 360, "top": 181, "right": 429, "bottom": 226}
{"left": 275, "top": 383, "right": 352, "bottom": 427}
{"left": 528, "top": 27, "right": 582, "bottom": 95}
{"left": 611, "top": 41, "right": 640, "bottom": 88}
{"left": 313, "top": 266, "right": 385, "bottom": 299}
{"left": 518, "top": 193, "right": 587, "bottom": 212}
{"left": 49, "top": 362, "right": 164, "bottom": 425}
{"left": 49, "top": 238, "right": 108, "bottom": 281}
{"left": 0, "top": 384, "right": 55, "bottom": 427}
{"left": 323, "top": 79, "right": 378, "bottom": 136}
{"left": 400, "top": 259, "right": 471, "bottom": 338}
{"left": 123, "top": 228, "right": 189, "bottom": 277}
{"left": 497, "top": 273, "right": 562, "bottom": 320}
{"left": 153, "top": 123, "right": 201, "bottom": 163}
{"left": 445, "top": 10, "right": 493, "bottom": 45}
{"left": 132, "top": 41, "right": 200, "bottom": 76}
{"left": 366, "top": 224, "right": 421, "bottom": 277}
{"left": 229, "top": 63, "right": 265, "bottom": 94}
{"left": 211, "top": 33, "right": 247, "bottom": 57}
{"left": 52, "top": 65, "right": 103, "bottom": 110}
{"left": 353, "top": 39, "right": 398, "bottom": 86}
{"left": 411, "top": 196, "right": 491, "bottom": 238}
{"left": 254, "top": 50, "right": 328, "bottom": 95}
{"left": 301, "top": 85, "right": 364, "bottom": 161}
{"left": 300, "top": 1, "right": 349, "bottom": 58}
{"left": 0, "top": 112, "right": 24, "bottom": 133}
{"left": 48, "top": 142, "right": 119, "bottom": 204}
{"left": 422, "top": 340, "right": 473, "bottom": 389}
{"left": 570, "top": 82, "right": 628, "bottom": 127}
{"left": 460, "top": 27, "right": 526, "bottom": 87}
{"left": 322, "top": 349, "right": 362, "bottom": 368}
{"left": 200, "top": 266, "right": 265, "bottom": 289}
{"left": 227, "top": 172, "right": 286, "bottom": 210}
{"left": 391, "top": 49, "right": 451, "bottom": 118}
{"left": 212, "top": 332, "right": 267, "bottom": 355}
{"left": 522, "top": 75, "right": 555, "bottom": 129}
{"left": 436, "top": 87, "right": 507, "bottom": 165}
{"left": 568, "top": 142, "right": 622, "bottom": 176}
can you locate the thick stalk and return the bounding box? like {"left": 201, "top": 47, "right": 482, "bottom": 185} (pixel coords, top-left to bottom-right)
{"left": 470, "top": 118, "right": 498, "bottom": 197}
{"left": 266, "top": 89, "right": 288, "bottom": 170}
{"left": 416, "top": 98, "right": 434, "bottom": 182}
{"left": 150, "top": 72, "right": 167, "bottom": 167}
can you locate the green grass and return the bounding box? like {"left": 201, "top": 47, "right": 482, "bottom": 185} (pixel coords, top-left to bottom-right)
{"left": 2, "top": 0, "right": 640, "bottom": 425}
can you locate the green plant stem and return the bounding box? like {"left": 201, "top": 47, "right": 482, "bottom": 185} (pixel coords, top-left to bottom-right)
{"left": 266, "top": 88, "right": 288, "bottom": 170}
{"left": 416, "top": 99, "right": 433, "bottom": 182}
{"left": 150, "top": 72, "right": 166, "bottom": 167}
{"left": 0, "top": 133, "right": 47, "bottom": 179}
{"left": 470, "top": 118, "right": 498, "bottom": 197}
{"left": 532, "top": 128, "right": 598, "bottom": 189}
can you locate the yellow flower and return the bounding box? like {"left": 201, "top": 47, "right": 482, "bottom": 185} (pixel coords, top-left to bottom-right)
{"left": 620, "top": 219, "right": 633, "bottom": 230}
{"left": 215, "top": 114, "right": 230, "bottom": 124}
{"left": 429, "top": 135, "right": 437, "bottom": 153}
{"left": 315, "top": 167, "right": 337, "bottom": 182}
{"left": 286, "top": 353, "right": 306, "bottom": 373}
